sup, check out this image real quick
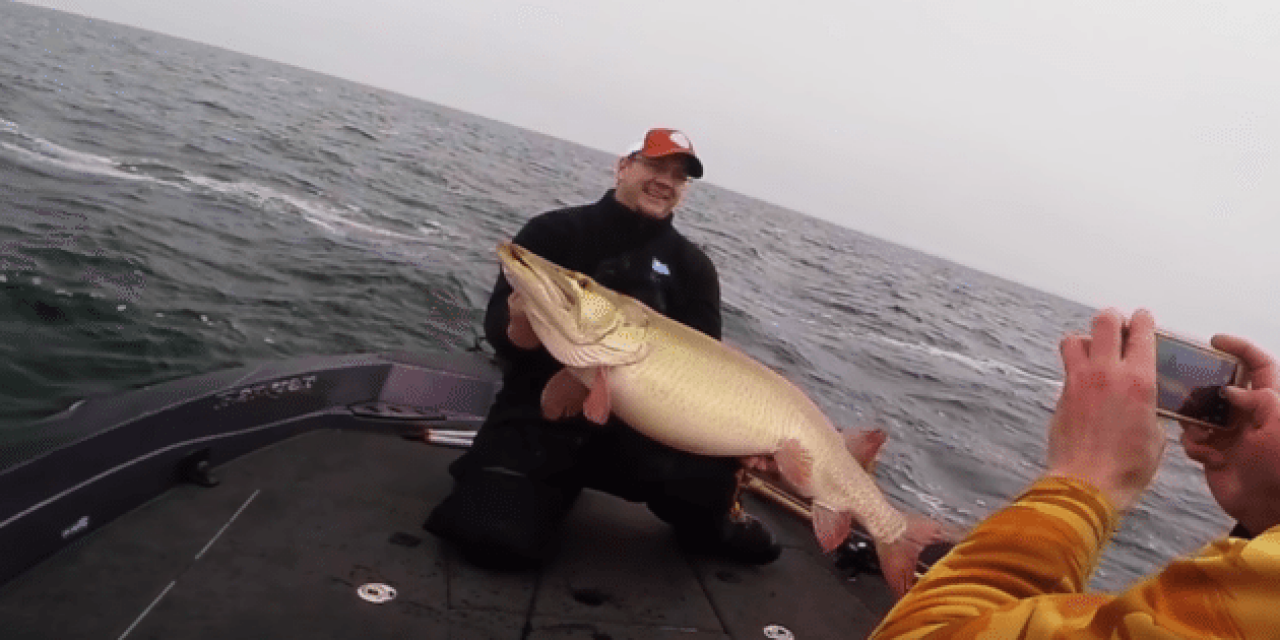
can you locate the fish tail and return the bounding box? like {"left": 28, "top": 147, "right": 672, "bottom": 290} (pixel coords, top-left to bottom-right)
{"left": 875, "top": 512, "right": 953, "bottom": 600}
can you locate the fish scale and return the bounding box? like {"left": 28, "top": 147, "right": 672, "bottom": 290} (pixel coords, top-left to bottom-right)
{"left": 607, "top": 320, "right": 907, "bottom": 543}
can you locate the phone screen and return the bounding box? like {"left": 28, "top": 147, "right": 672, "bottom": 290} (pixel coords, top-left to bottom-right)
{"left": 1156, "top": 333, "right": 1241, "bottom": 427}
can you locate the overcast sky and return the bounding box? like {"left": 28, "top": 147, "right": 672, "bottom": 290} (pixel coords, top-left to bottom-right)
{"left": 20, "top": 1, "right": 1280, "bottom": 355}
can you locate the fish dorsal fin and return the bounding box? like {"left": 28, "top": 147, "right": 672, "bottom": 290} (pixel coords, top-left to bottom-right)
{"left": 582, "top": 367, "right": 611, "bottom": 425}
{"left": 541, "top": 368, "right": 591, "bottom": 421}
{"left": 776, "top": 438, "right": 815, "bottom": 495}
{"left": 844, "top": 428, "right": 887, "bottom": 473}
{"left": 812, "top": 504, "right": 853, "bottom": 553}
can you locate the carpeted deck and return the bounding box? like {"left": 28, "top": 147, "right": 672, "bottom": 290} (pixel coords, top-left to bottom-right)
{"left": 0, "top": 429, "right": 895, "bottom": 639}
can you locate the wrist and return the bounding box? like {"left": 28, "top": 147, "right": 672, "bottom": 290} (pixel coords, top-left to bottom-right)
{"left": 1038, "top": 473, "right": 1124, "bottom": 519}
{"left": 1043, "top": 456, "right": 1150, "bottom": 512}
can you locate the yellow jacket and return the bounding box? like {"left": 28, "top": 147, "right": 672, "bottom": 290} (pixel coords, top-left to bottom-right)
{"left": 871, "top": 477, "right": 1280, "bottom": 639}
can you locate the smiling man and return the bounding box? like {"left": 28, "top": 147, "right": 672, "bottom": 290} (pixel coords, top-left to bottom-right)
{"left": 614, "top": 128, "right": 703, "bottom": 219}
{"left": 425, "top": 128, "right": 783, "bottom": 569}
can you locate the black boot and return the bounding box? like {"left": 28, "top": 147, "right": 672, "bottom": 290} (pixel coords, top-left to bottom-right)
{"left": 676, "top": 505, "right": 782, "bottom": 565}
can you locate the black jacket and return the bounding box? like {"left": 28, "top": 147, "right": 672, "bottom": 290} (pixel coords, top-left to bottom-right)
{"left": 483, "top": 190, "right": 721, "bottom": 411}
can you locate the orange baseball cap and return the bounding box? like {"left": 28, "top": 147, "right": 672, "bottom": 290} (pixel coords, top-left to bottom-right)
{"left": 626, "top": 128, "right": 704, "bottom": 179}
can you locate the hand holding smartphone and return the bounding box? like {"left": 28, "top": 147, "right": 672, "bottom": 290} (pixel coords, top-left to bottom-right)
{"left": 1154, "top": 330, "right": 1245, "bottom": 429}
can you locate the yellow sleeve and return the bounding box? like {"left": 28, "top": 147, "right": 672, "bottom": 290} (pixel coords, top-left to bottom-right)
{"left": 870, "top": 477, "right": 1280, "bottom": 639}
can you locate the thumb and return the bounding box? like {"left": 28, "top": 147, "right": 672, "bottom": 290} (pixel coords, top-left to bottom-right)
{"left": 509, "top": 291, "right": 527, "bottom": 315}
{"left": 1224, "top": 387, "right": 1280, "bottom": 423}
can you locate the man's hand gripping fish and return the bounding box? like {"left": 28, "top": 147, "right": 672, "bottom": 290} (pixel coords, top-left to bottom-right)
{"left": 497, "top": 242, "right": 947, "bottom": 598}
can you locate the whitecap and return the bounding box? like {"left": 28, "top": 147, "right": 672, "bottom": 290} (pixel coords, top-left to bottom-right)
{"left": 183, "top": 174, "right": 428, "bottom": 247}
{"left": 0, "top": 136, "right": 181, "bottom": 190}
{"left": 865, "top": 333, "right": 1061, "bottom": 388}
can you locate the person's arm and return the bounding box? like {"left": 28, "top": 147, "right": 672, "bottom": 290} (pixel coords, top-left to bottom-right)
{"left": 874, "top": 308, "right": 1165, "bottom": 637}
{"left": 674, "top": 248, "right": 722, "bottom": 340}
{"left": 481, "top": 270, "right": 523, "bottom": 360}
{"left": 871, "top": 475, "right": 1115, "bottom": 638}
{"left": 874, "top": 476, "right": 1280, "bottom": 639}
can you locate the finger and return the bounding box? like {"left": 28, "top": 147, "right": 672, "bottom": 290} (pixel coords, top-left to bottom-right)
{"left": 1212, "top": 334, "right": 1278, "bottom": 390}
{"left": 1090, "top": 309, "right": 1124, "bottom": 362}
{"left": 508, "top": 291, "right": 526, "bottom": 315}
{"left": 1123, "top": 309, "right": 1157, "bottom": 370}
{"left": 1060, "top": 334, "right": 1089, "bottom": 372}
{"left": 1180, "top": 420, "right": 1239, "bottom": 460}
{"left": 1176, "top": 416, "right": 1206, "bottom": 433}
{"left": 1223, "top": 387, "right": 1280, "bottom": 425}
{"left": 1179, "top": 423, "right": 1203, "bottom": 446}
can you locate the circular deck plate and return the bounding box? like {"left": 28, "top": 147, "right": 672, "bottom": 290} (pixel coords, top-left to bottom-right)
{"left": 763, "top": 624, "right": 794, "bottom": 639}
{"left": 357, "top": 583, "right": 397, "bottom": 604}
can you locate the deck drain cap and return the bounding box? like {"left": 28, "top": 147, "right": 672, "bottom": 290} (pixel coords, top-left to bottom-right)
{"left": 763, "top": 625, "right": 794, "bottom": 639}
{"left": 358, "top": 583, "right": 397, "bottom": 604}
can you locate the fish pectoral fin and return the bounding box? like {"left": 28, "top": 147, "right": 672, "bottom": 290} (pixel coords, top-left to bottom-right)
{"left": 582, "top": 367, "right": 612, "bottom": 425}
{"left": 812, "top": 504, "right": 853, "bottom": 554}
{"left": 775, "top": 438, "right": 816, "bottom": 494}
{"left": 541, "top": 368, "right": 591, "bottom": 421}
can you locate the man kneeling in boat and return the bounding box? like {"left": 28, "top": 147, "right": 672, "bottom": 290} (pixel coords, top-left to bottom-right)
{"left": 425, "top": 128, "right": 782, "bottom": 568}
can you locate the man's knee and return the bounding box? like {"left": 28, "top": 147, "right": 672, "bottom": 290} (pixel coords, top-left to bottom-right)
{"left": 424, "top": 467, "right": 576, "bottom": 569}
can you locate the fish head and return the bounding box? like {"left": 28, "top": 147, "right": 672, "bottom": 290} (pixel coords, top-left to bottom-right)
{"left": 497, "top": 242, "right": 651, "bottom": 367}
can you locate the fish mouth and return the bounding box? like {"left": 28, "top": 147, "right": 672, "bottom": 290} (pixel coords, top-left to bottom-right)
{"left": 498, "top": 242, "right": 582, "bottom": 320}
{"left": 497, "top": 241, "right": 526, "bottom": 268}
{"left": 498, "top": 242, "right": 540, "bottom": 282}
{"left": 496, "top": 242, "right": 649, "bottom": 365}
{"left": 500, "top": 242, "right": 553, "bottom": 276}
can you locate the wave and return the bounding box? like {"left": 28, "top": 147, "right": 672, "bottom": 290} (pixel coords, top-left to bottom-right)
{"left": 338, "top": 124, "right": 378, "bottom": 142}
{"left": 865, "top": 332, "right": 1062, "bottom": 388}
{"left": 0, "top": 123, "right": 179, "bottom": 189}
{"left": 0, "top": 118, "right": 469, "bottom": 255}
{"left": 191, "top": 99, "right": 244, "bottom": 120}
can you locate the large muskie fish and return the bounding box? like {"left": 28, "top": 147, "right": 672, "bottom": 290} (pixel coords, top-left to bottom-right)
{"left": 496, "top": 242, "right": 946, "bottom": 597}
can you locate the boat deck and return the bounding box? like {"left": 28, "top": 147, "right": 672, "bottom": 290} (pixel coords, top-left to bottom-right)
{"left": 0, "top": 428, "right": 896, "bottom": 639}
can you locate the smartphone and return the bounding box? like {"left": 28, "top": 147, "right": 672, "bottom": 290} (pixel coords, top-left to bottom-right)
{"left": 1155, "top": 330, "right": 1245, "bottom": 429}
